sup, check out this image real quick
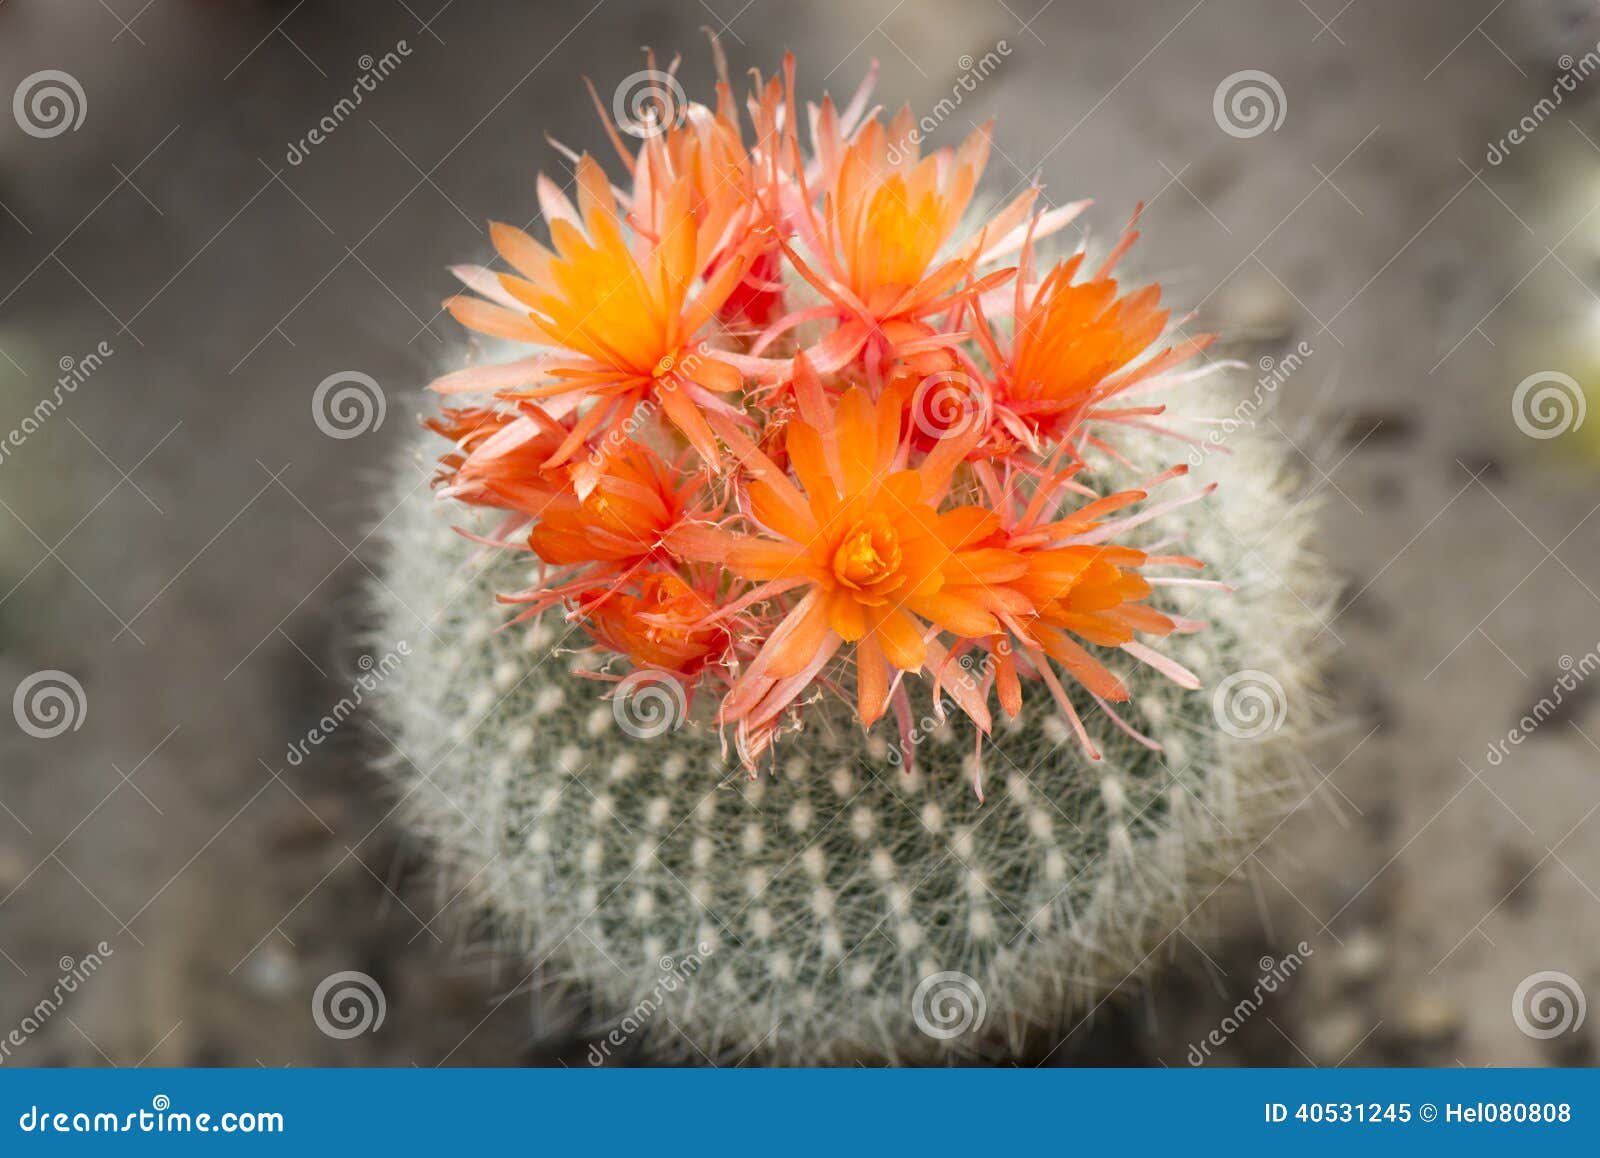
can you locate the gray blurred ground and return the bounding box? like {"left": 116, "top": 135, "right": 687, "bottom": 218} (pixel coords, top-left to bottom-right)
{"left": 2, "top": 0, "right": 1600, "bottom": 1065}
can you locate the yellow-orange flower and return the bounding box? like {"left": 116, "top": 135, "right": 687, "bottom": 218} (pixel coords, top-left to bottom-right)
{"left": 670, "top": 370, "right": 1024, "bottom": 748}
{"left": 439, "top": 155, "right": 755, "bottom": 477}
{"left": 425, "top": 405, "right": 569, "bottom": 518}
{"left": 529, "top": 443, "right": 694, "bottom": 569}
{"left": 586, "top": 571, "right": 728, "bottom": 677}
{"left": 421, "top": 52, "right": 1223, "bottom": 784}
{"left": 976, "top": 225, "right": 1214, "bottom": 448}
{"left": 954, "top": 461, "right": 1208, "bottom": 764}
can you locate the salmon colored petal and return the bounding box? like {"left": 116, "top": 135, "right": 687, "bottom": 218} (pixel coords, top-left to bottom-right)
{"left": 430, "top": 355, "right": 555, "bottom": 396}
{"left": 828, "top": 588, "right": 867, "bottom": 641}
{"left": 1036, "top": 626, "right": 1128, "bottom": 701}
{"left": 658, "top": 383, "right": 723, "bottom": 469}
{"left": 490, "top": 221, "right": 555, "bottom": 283}
{"left": 444, "top": 296, "right": 545, "bottom": 343}
{"left": 871, "top": 607, "right": 927, "bottom": 671}
{"left": 856, "top": 631, "right": 890, "bottom": 726}
{"left": 903, "top": 592, "right": 999, "bottom": 638}
{"left": 725, "top": 539, "right": 814, "bottom": 581}
{"left": 685, "top": 354, "right": 744, "bottom": 393}
{"left": 762, "top": 590, "right": 835, "bottom": 680}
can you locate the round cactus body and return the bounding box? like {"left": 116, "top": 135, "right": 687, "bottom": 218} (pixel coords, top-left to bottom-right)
{"left": 370, "top": 412, "right": 1329, "bottom": 1063}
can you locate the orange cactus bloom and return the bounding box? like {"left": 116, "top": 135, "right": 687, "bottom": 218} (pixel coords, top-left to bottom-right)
{"left": 1007, "top": 255, "right": 1169, "bottom": 422}
{"left": 426, "top": 405, "right": 570, "bottom": 519}
{"left": 768, "top": 112, "right": 1073, "bottom": 378}
{"left": 502, "top": 444, "right": 703, "bottom": 625}
{"left": 954, "top": 458, "right": 1210, "bottom": 764}
{"left": 439, "top": 155, "right": 756, "bottom": 477}
{"left": 826, "top": 114, "right": 984, "bottom": 304}
{"left": 586, "top": 571, "right": 729, "bottom": 677}
{"left": 423, "top": 52, "right": 1222, "bottom": 787}
{"left": 529, "top": 443, "right": 694, "bottom": 570}
{"left": 670, "top": 371, "right": 1024, "bottom": 744}
{"left": 976, "top": 220, "right": 1215, "bottom": 450}
{"left": 425, "top": 406, "right": 516, "bottom": 491}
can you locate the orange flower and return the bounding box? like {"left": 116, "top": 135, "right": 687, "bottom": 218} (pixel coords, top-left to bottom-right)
{"left": 765, "top": 111, "right": 1091, "bottom": 383}
{"left": 766, "top": 116, "right": 1021, "bottom": 376}
{"left": 586, "top": 571, "right": 729, "bottom": 677}
{"left": 419, "top": 52, "right": 1226, "bottom": 786}
{"left": 425, "top": 406, "right": 514, "bottom": 491}
{"left": 438, "top": 155, "right": 759, "bottom": 479}
{"left": 670, "top": 367, "right": 1024, "bottom": 750}
{"left": 825, "top": 114, "right": 984, "bottom": 304}
{"left": 426, "top": 405, "right": 569, "bottom": 519}
{"left": 975, "top": 218, "right": 1214, "bottom": 450}
{"left": 503, "top": 444, "right": 702, "bottom": 623}
{"left": 529, "top": 443, "right": 694, "bottom": 569}
{"left": 953, "top": 458, "right": 1212, "bottom": 764}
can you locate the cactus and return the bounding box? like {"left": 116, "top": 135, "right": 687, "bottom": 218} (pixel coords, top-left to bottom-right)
{"left": 368, "top": 403, "right": 1331, "bottom": 1063}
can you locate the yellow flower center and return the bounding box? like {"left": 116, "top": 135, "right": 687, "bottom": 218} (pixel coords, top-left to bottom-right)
{"left": 832, "top": 514, "right": 903, "bottom": 598}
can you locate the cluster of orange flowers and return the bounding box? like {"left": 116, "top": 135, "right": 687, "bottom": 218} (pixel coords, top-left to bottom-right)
{"left": 426, "top": 53, "right": 1222, "bottom": 789}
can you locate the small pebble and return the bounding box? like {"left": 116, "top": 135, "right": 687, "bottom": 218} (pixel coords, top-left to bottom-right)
{"left": 1335, "top": 928, "right": 1387, "bottom": 987}
{"left": 1398, "top": 990, "right": 1463, "bottom": 1044}
{"left": 0, "top": 844, "right": 28, "bottom": 892}
{"left": 241, "top": 942, "right": 297, "bottom": 999}
{"left": 1304, "top": 1009, "right": 1369, "bottom": 1062}
{"left": 1214, "top": 270, "right": 1296, "bottom": 339}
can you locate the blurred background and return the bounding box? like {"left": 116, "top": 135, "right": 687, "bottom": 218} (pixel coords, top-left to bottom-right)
{"left": 3, "top": 0, "right": 1600, "bottom": 1066}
